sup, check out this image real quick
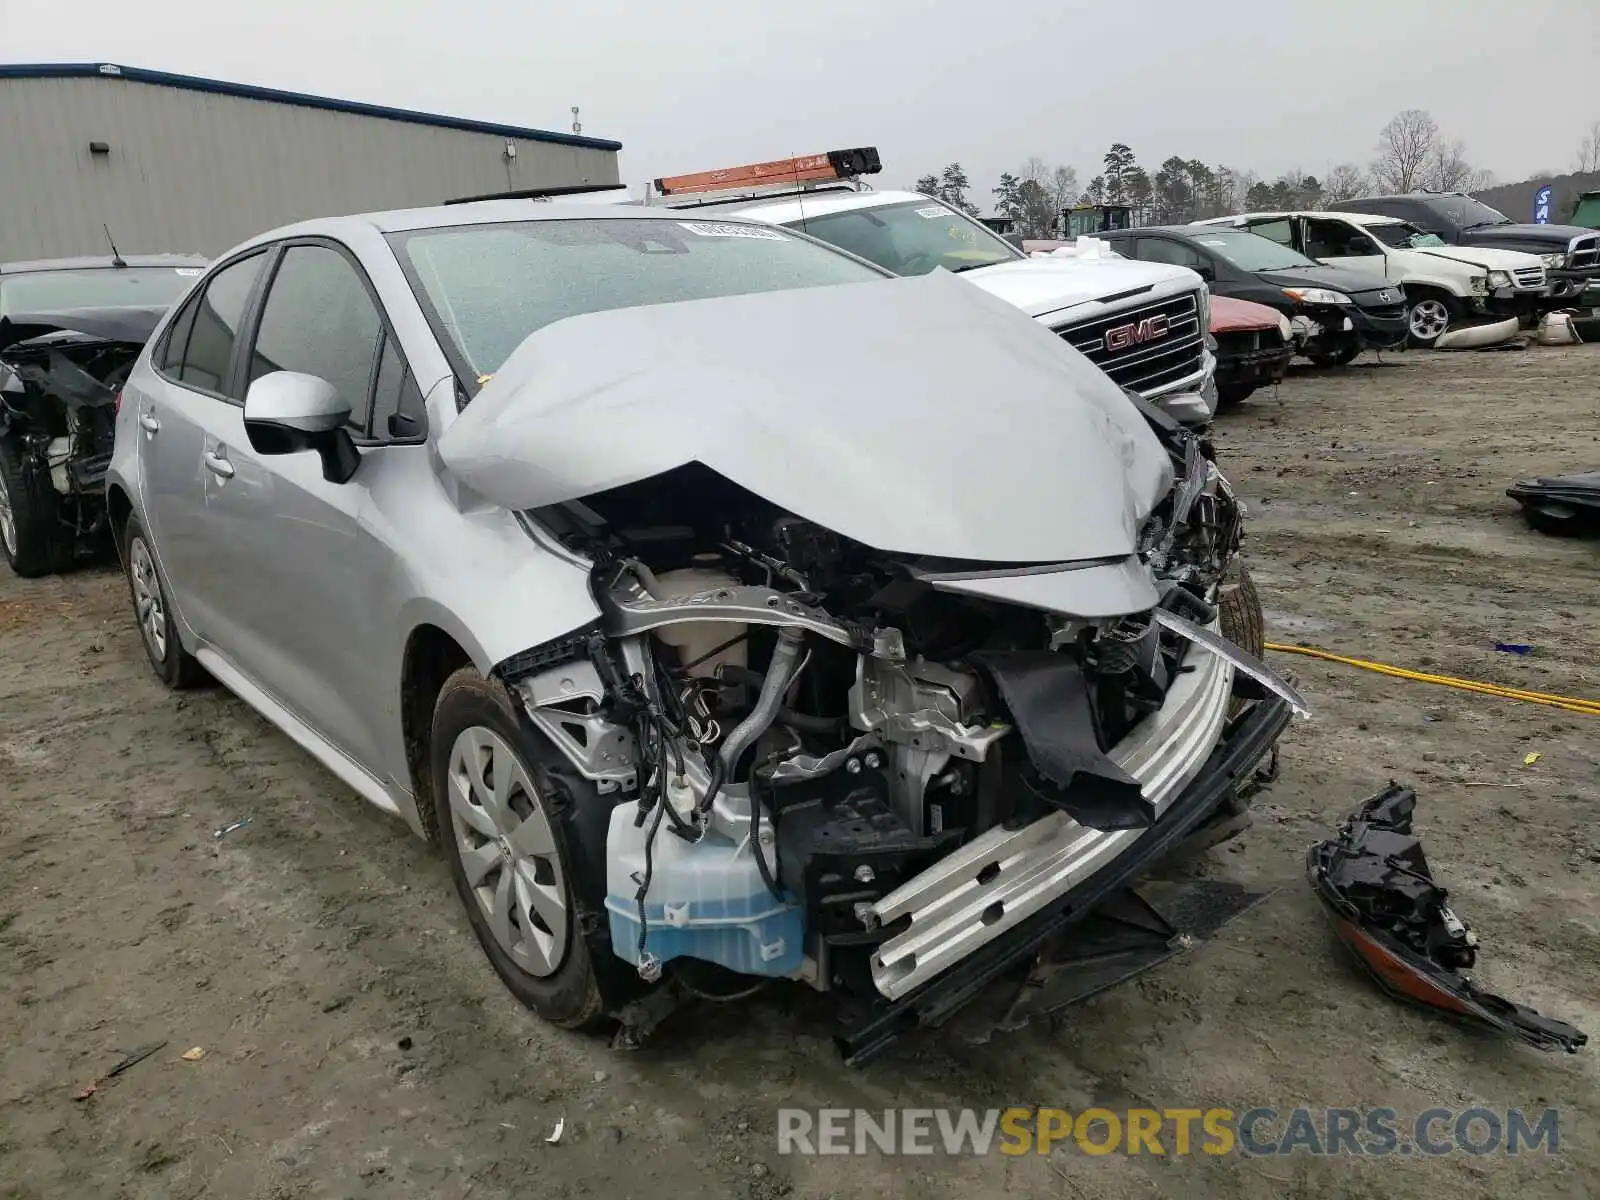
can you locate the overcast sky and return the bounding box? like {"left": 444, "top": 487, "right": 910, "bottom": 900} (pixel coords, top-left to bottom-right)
{"left": 3, "top": 0, "right": 1596, "bottom": 207}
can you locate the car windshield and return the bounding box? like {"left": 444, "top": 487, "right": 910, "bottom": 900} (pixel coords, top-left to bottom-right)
{"left": 1187, "top": 228, "right": 1319, "bottom": 272}
{"left": 0, "top": 267, "right": 200, "bottom": 318}
{"left": 779, "top": 199, "right": 1023, "bottom": 277}
{"left": 390, "top": 217, "right": 884, "bottom": 377}
{"left": 1368, "top": 222, "right": 1448, "bottom": 249}
{"left": 1432, "top": 196, "right": 1511, "bottom": 229}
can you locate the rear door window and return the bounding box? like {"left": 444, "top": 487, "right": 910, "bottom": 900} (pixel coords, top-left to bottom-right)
{"left": 162, "top": 252, "right": 269, "bottom": 399}
{"left": 1133, "top": 238, "right": 1205, "bottom": 270}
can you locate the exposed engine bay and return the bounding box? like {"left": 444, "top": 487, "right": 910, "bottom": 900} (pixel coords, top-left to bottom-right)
{"left": 0, "top": 308, "right": 164, "bottom": 562}
{"left": 495, "top": 394, "right": 1302, "bottom": 1031}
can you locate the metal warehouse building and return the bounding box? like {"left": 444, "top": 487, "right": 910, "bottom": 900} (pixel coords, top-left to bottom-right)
{"left": 0, "top": 62, "right": 622, "bottom": 261}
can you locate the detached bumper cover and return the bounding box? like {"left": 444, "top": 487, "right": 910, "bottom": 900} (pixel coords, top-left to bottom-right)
{"left": 1348, "top": 306, "right": 1410, "bottom": 347}
{"left": 835, "top": 691, "right": 1292, "bottom": 1065}
{"left": 1307, "top": 784, "right": 1586, "bottom": 1054}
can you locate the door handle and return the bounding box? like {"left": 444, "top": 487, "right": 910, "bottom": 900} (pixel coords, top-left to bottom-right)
{"left": 203, "top": 450, "right": 235, "bottom": 479}
{"left": 139, "top": 411, "right": 160, "bottom": 433}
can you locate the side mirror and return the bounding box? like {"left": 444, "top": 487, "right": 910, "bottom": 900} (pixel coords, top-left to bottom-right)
{"left": 243, "top": 371, "right": 360, "bottom": 484}
{"left": 1196, "top": 263, "right": 1216, "bottom": 282}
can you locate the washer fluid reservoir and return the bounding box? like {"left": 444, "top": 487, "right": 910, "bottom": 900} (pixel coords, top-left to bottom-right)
{"left": 648, "top": 557, "right": 748, "bottom": 679}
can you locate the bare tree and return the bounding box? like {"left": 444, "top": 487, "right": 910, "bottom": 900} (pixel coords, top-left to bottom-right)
{"left": 1050, "top": 165, "right": 1079, "bottom": 223}
{"left": 1322, "top": 163, "right": 1369, "bottom": 202}
{"left": 1576, "top": 120, "right": 1600, "bottom": 174}
{"left": 1371, "top": 109, "right": 1439, "bottom": 192}
{"left": 1425, "top": 139, "right": 1493, "bottom": 192}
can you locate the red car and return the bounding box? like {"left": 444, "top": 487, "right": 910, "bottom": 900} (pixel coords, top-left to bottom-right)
{"left": 1210, "top": 295, "right": 1293, "bottom": 408}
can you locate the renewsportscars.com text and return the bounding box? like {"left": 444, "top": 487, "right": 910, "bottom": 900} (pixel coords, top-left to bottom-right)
{"left": 776, "top": 1107, "right": 1562, "bottom": 1157}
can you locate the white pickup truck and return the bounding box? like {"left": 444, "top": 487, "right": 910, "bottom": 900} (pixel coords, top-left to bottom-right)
{"left": 643, "top": 151, "right": 1219, "bottom": 425}
{"left": 1192, "top": 210, "right": 1549, "bottom": 347}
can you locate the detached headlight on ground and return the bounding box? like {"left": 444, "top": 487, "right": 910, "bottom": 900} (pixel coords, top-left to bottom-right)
{"left": 1282, "top": 287, "right": 1352, "bottom": 306}
{"left": 1487, "top": 270, "right": 1512, "bottom": 289}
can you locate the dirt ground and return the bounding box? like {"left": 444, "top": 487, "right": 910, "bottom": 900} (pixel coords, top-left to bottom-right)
{"left": 2, "top": 344, "right": 1597, "bottom": 1200}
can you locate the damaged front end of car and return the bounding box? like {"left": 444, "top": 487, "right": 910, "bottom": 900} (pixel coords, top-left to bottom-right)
{"left": 0, "top": 308, "right": 166, "bottom": 573}
{"left": 441, "top": 273, "right": 1306, "bottom": 1061}
{"left": 490, "top": 433, "right": 1300, "bottom": 1060}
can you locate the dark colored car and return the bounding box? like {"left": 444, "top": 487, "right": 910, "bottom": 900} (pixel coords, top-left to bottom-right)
{"left": 1326, "top": 192, "right": 1600, "bottom": 302}
{"left": 0, "top": 254, "right": 206, "bottom": 576}
{"left": 1097, "top": 225, "right": 1408, "bottom": 366}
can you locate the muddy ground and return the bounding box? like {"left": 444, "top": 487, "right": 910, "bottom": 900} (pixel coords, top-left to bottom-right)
{"left": 2, "top": 344, "right": 1597, "bottom": 1200}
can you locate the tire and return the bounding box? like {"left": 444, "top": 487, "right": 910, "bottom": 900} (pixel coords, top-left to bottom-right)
{"left": 1306, "top": 343, "right": 1361, "bottom": 368}
{"left": 1405, "top": 292, "right": 1460, "bottom": 348}
{"left": 1215, "top": 382, "right": 1256, "bottom": 409}
{"left": 1219, "top": 561, "right": 1265, "bottom": 720}
{"left": 0, "top": 433, "right": 73, "bottom": 578}
{"left": 122, "top": 513, "right": 207, "bottom": 688}
{"left": 430, "top": 668, "right": 634, "bottom": 1030}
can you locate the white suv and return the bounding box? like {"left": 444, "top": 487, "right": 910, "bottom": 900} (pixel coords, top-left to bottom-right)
{"left": 1193, "top": 211, "right": 1548, "bottom": 347}
{"left": 648, "top": 181, "right": 1219, "bottom": 425}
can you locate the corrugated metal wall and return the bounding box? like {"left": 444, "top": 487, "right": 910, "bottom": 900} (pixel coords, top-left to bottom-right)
{"left": 0, "top": 75, "right": 621, "bottom": 260}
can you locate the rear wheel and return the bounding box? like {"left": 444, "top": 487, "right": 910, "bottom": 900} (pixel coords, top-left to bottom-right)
{"left": 0, "top": 434, "right": 73, "bottom": 578}
{"left": 430, "top": 668, "right": 629, "bottom": 1030}
{"left": 1406, "top": 292, "right": 1459, "bottom": 348}
{"left": 122, "top": 514, "right": 207, "bottom": 688}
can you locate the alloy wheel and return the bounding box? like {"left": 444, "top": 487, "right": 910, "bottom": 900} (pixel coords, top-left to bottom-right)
{"left": 446, "top": 726, "right": 569, "bottom": 978}
{"left": 0, "top": 467, "right": 15, "bottom": 557}
{"left": 1408, "top": 299, "right": 1451, "bottom": 342}
{"left": 129, "top": 536, "right": 168, "bottom": 661}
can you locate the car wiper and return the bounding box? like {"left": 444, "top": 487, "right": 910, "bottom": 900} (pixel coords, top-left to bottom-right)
{"left": 949, "top": 261, "right": 996, "bottom": 274}
{"left": 1460, "top": 220, "right": 1511, "bottom": 230}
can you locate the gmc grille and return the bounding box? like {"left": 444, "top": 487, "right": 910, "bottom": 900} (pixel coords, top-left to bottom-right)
{"left": 1567, "top": 236, "right": 1599, "bottom": 271}
{"left": 1054, "top": 292, "right": 1206, "bottom": 395}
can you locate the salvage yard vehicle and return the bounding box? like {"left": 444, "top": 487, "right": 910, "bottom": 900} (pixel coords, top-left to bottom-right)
{"left": 1327, "top": 192, "right": 1600, "bottom": 304}
{"left": 1096, "top": 225, "right": 1408, "bottom": 366}
{"left": 1209, "top": 295, "right": 1293, "bottom": 406}
{"left": 0, "top": 253, "right": 207, "bottom": 575}
{"left": 107, "top": 201, "right": 1301, "bottom": 1064}
{"left": 641, "top": 150, "right": 1220, "bottom": 426}
{"left": 1194, "top": 210, "right": 1549, "bottom": 347}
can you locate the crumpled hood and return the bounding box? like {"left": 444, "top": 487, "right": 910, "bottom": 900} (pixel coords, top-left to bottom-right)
{"left": 1209, "top": 295, "right": 1283, "bottom": 333}
{"left": 961, "top": 256, "right": 1200, "bottom": 321}
{"left": 1414, "top": 245, "right": 1544, "bottom": 271}
{"left": 437, "top": 270, "right": 1173, "bottom": 564}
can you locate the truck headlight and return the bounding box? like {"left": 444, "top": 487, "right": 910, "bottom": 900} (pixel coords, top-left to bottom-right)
{"left": 1541, "top": 253, "right": 1565, "bottom": 269}
{"left": 1197, "top": 286, "right": 1211, "bottom": 332}
{"left": 1277, "top": 313, "right": 1293, "bottom": 340}
{"left": 1487, "top": 270, "right": 1512, "bottom": 289}
{"left": 1282, "top": 287, "right": 1351, "bottom": 305}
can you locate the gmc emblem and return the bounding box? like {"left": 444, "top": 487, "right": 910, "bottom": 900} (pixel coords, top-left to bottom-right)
{"left": 1104, "top": 314, "right": 1170, "bottom": 352}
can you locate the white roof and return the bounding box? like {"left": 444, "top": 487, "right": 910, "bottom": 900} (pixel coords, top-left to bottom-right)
{"left": 1196, "top": 210, "right": 1405, "bottom": 227}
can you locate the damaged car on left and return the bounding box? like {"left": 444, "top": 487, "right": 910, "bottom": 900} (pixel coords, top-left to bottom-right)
{"left": 0, "top": 254, "right": 207, "bottom": 575}
{"left": 108, "top": 203, "right": 1303, "bottom": 1063}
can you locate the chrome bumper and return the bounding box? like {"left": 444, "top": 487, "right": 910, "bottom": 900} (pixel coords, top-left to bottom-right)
{"left": 869, "top": 633, "right": 1237, "bottom": 1000}
{"left": 1138, "top": 349, "right": 1217, "bottom": 426}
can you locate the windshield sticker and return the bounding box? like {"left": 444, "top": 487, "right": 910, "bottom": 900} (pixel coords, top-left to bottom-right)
{"left": 175, "top": 268, "right": 204, "bottom": 276}
{"left": 915, "top": 206, "right": 947, "bottom": 219}
{"left": 677, "top": 221, "right": 787, "bottom": 241}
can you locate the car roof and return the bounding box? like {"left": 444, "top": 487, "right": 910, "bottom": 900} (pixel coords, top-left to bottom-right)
{"left": 652, "top": 188, "right": 932, "bottom": 225}
{"left": 0, "top": 253, "right": 210, "bottom": 274}
{"left": 1198, "top": 210, "right": 1404, "bottom": 226}
{"left": 227, "top": 199, "right": 797, "bottom": 251}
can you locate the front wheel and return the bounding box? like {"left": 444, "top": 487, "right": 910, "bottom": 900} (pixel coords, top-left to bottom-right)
{"left": 430, "top": 668, "right": 626, "bottom": 1030}
{"left": 1306, "top": 342, "right": 1361, "bottom": 368}
{"left": 1406, "top": 294, "right": 1459, "bottom": 348}
{"left": 1219, "top": 561, "right": 1265, "bottom": 720}
{"left": 1215, "top": 382, "right": 1257, "bottom": 409}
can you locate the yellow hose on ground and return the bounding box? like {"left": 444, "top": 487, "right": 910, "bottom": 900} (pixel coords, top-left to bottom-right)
{"left": 1264, "top": 643, "right": 1600, "bottom": 717}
